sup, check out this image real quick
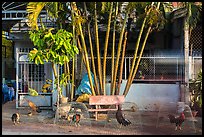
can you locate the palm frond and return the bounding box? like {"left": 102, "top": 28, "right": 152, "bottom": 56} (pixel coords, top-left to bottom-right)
{"left": 188, "top": 3, "right": 202, "bottom": 30}
{"left": 26, "top": 2, "right": 47, "bottom": 30}
{"left": 101, "top": 2, "right": 112, "bottom": 13}
{"left": 45, "top": 2, "right": 61, "bottom": 19}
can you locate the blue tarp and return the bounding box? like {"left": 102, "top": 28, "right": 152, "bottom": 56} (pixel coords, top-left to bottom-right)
{"left": 2, "top": 84, "right": 15, "bottom": 103}
{"left": 75, "top": 72, "right": 95, "bottom": 96}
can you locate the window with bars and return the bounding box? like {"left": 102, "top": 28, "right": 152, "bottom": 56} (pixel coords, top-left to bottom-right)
{"left": 28, "top": 64, "right": 45, "bottom": 81}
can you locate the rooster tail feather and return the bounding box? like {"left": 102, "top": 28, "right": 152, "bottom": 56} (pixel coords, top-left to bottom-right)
{"left": 116, "top": 105, "right": 131, "bottom": 126}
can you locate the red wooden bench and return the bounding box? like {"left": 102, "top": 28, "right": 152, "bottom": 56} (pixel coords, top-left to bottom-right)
{"left": 88, "top": 95, "right": 125, "bottom": 120}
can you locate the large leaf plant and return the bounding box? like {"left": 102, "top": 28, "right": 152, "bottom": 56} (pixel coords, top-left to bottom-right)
{"left": 28, "top": 26, "right": 79, "bottom": 106}
{"left": 189, "top": 69, "right": 202, "bottom": 112}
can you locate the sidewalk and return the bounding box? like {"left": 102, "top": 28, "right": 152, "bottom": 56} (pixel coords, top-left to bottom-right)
{"left": 2, "top": 100, "right": 202, "bottom": 135}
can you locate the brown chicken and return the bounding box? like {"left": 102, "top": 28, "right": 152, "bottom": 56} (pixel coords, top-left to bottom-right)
{"left": 168, "top": 112, "right": 185, "bottom": 130}
{"left": 24, "top": 98, "right": 41, "bottom": 113}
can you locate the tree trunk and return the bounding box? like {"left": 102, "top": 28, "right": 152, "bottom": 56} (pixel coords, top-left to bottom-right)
{"left": 184, "top": 16, "right": 190, "bottom": 105}
{"left": 64, "top": 62, "right": 69, "bottom": 99}
{"left": 66, "top": 62, "right": 71, "bottom": 98}
{"left": 102, "top": 2, "right": 113, "bottom": 95}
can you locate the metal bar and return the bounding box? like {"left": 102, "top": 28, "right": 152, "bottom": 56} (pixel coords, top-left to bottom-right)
{"left": 37, "top": 64, "right": 39, "bottom": 92}
{"left": 16, "top": 48, "right": 19, "bottom": 108}
{"left": 124, "top": 58, "right": 127, "bottom": 79}
{"left": 27, "top": 63, "right": 30, "bottom": 90}
{"left": 2, "top": 2, "right": 6, "bottom": 7}
{"left": 5, "top": 3, "right": 27, "bottom": 11}
{"left": 177, "top": 57, "right": 178, "bottom": 80}
{"left": 154, "top": 57, "right": 155, "bottom": 80}
{"left": 3, "top": 2, "right": 15, "bottom": 9}
{"left": 128, "top": 57, "right": 130, "bottom": 77}
{"left": 23, "top": 63, "right": 26, "bottom": 93}
{"left": 20, "top": 64, "right": 23, "bottom": 93}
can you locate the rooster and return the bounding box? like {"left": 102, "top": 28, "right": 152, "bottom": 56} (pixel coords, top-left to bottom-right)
{"left": 72, "top": 113, "right": 81, "bottom": 127}
{"left": 116, "top": 104, "right": 131, "bottom": 127}
{"left": 168, "top": 112, "right": 185, "bottom": 130}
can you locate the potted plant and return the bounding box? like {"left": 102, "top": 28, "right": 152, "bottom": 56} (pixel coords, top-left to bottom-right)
{"left": 189, "top": 69, "right": 202, "bottom": 117}
{"left": 139, "top": 71, "right": 145, "bottom": 80}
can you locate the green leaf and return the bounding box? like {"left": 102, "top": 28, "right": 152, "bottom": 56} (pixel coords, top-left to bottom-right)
{"left": 59, "top": 55, "right": 64, "bottom": 63}
{"left": 46, "top": 52, "right": 50, "bottom": 59}
{"left": 50, "top": 50, "right": 56, "bottom": 58}
{"left": 65, "top": 56, "right": 69, "bottom": 62}
{"left": 38, "top": 55, "right": 44, "bottom": 64}
{"left": 35, "top": 57, "right": 39, "bottom": 65}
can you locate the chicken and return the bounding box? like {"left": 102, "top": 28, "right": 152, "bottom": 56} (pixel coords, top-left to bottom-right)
{"left": 11, "top": 113, "right": 20, "bottom": 125}
{"left": 168, "top": 112, "right": 185, "bottom": 130}
{"left": 116, "top": 104, "right": 131, "bottom": 127}
{"left": 24, "top": 98, "right": 41, "bottom": 113}
{"left": 72, "top": 113, "right": 81, "bottom": 127}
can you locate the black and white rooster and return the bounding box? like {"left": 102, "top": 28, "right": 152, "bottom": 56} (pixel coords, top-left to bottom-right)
{"left": 116, "top": 104, "right": 131, "bottom": 127}
{"left": 168, "top": 111, "right": 185, "bottom": 130}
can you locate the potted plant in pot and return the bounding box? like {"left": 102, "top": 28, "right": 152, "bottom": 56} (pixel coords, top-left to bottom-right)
{"left": 189, "top": 69, "right": 202, "bottom": 117}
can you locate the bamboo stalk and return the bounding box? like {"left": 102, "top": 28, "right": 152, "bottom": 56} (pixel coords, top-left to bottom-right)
{"left": 77, "top": 38, "right": 87, "bottom": 66}
{"left": 94, "top": 2, "right": 103, "bottom": 94}
{"left": 124, "top": 26, "right": 152, "bottom": 96}
{"left": 71, "top": 57, "right": 75, "bottom": 101}
{"left": 111, "top": 11, "right": 129, "bottom": 95}
{"left": 123, "top": 2, "right": 154, "bottom": 95}
{"left": 117, "top": 31, "right": 128, "bottom": 95}
{"left": 71, "top": 2, "right": 96, "bottom": 96}
{"left": 71, "top": 5, "right": 77, "bottom": 101}
{"left": 123, "top": 2, "right": 161, "bottom": 96}
{"left": 102, "top": 2, "right": 113, "bottom": 95}
{"left": 84, "top": 2, "right": 100, "bottom": 95}
{"left": 111, "top": 2, "right": 119, "bottom": 94}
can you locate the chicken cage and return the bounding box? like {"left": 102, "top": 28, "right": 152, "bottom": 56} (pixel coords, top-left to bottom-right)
{"left": 16, "top": 47, "right": 53, "bottom": 109}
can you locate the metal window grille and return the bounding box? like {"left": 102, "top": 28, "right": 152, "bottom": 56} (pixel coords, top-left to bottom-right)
{"left": 16, "top": 47, "right": 52, "bottom": 108}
